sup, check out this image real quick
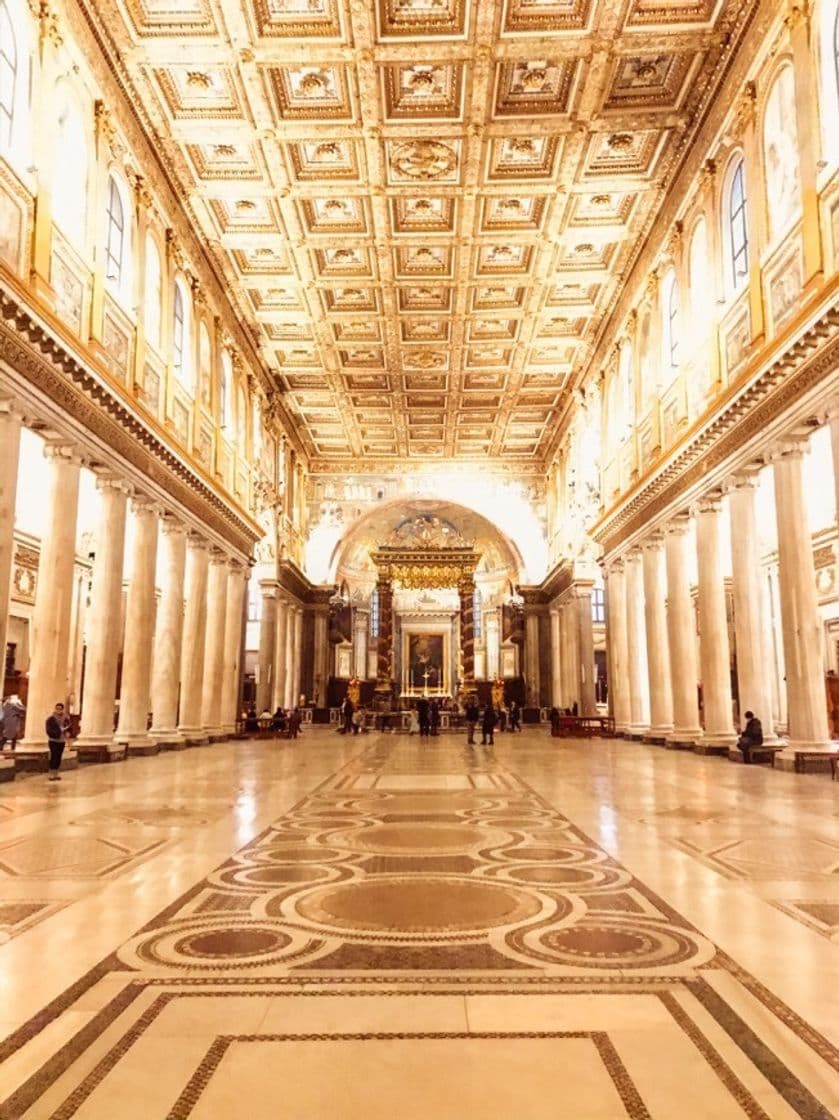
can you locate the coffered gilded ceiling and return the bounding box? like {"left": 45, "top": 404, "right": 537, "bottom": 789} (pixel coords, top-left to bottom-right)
{"left": 90, "top": 0, "right": 754, "bottom": 467}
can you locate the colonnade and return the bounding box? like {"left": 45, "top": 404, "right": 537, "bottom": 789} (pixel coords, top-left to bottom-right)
{"left": 605, "top": 432, "right": 832, "bottom": 765}
{"left": 254, "top": 582, "right": 305, "bottom": 714}
{"left": 0, "top": 407, "right": 250, "bottom": 763}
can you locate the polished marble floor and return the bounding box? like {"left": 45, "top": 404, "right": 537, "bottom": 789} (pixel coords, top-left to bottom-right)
{"left": 1, "top": 729, "right": 838, "bottom": 1118}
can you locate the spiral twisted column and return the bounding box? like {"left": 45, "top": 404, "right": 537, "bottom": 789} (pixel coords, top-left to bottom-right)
{"left": 375, "top": 577, "right": 393, "bottom": 695}
{"left": 458, "top": 577, "right": 475, "bottom": 689}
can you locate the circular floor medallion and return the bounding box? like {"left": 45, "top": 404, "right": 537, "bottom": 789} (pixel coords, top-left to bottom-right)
{"left": 295, "top": 875, "right": 544, "bottom": 933}
{"left": 334, "top": 823, "right": 493, "bottom": 855}
{"left": 533, "top": 919, "right": 709, "bottom": 969}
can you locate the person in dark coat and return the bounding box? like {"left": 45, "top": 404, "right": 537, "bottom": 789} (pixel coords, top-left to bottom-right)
{"left": 430, "top": 700, "right": 440, "bottom": 737}
{"left": 341, "top": 696, "right": 354, "bottom": 735}
{"left": 509, "top": 700, "right": 521, "bottom": 732}
{"left": 465, "top": 700, "right": 479, "bottom": 745}
{"left": 1, "top": 694, "right": 26, "bottom": 749}
{"left": 481, "top": 703, "right": 497, "bottom": 746}
{"left": 45, "top": 702, "right": 69, "bottom": 781}
{"left": 737, "top": 711, "right": 764, "bottom": 763}
{"left": 288, "top": 708, "right": 302, "bottom": 739}
{"left": 416, "top": 697, "right": 430, "bottom": 738}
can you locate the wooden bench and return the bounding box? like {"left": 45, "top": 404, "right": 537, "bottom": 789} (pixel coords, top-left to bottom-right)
{"left": 554, "top": 716, "right": 615, "bottom": 738}
{"left": 743, "top": 745, "right": 784, "bottom": 764}
{"left": 788, "top": 749, "right": 839, "bottom": 775}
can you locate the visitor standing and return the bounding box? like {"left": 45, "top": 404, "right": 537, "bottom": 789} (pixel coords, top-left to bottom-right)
{"left": 45, "top": 702, "right": 69, "bottom": 781}
{"left": 1, "top": 694, "right": 26, "bottom": 750}
{"left": 481, "top": 703, "right": 497, "bottom": 746}
{"left": 465, "top": 699, "right": 479, "bottom": 745}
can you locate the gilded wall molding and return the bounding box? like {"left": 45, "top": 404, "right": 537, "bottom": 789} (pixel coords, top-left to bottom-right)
{"left": 592, "top": 298, "right": 839, "bottom": 557}
{"left": 0, "top": 286, "right": 261, "bottom": 557}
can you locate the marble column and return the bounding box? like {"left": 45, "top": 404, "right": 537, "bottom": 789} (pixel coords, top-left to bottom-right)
{"left": 664, "top": 516, "right": 702, "bottom": 747}
{"left": 458, "top": 577, "right": 476, "bottom": 688}
{"left": 772, "top": 439, "right": 832, "bottom": 762}
{"left": 525, "top": 610, "right": 541, "bottom": 708}
{"left": 284, "top": 601, "right": 296, "bottom": 709}
{"left": 177, "top": 534, "right": 210, "bottom": 744}
{"left": 201, "top": 549, "right": 229, "bottom": 740}
{"left": 560, "top": 602, "right": 579, "bottom": 710}
{"left": 575, "top": 589, "right": 597, "bottom": 716}
{"left": 0, "top": 400, "right": 23, "bottom": 672}
{"left": 726, "top": 473, "right": 776, "bottom": 756}
{"left": 221, "top": 560, "right": 247, "bottom": 734}
{"left": 549, "top": 607, "right": 562, "bottom": 708}
{"left": 20, "top": 445, "right": 82, "bottom": 756}
{"left": 114, "top": 498, "right": 159, "bottom": 754}
{"left": 75, "top": 477, "right": 129, "bottom": 762}
{"left": 624, "top": 548, "right": 650, "bottom": 737}
{"left": 313, "top": 606, "right": 329, "bottom": 708}
{"left": 272, "top": 596, "right": 289, "bottom": 710}
{"left": 374, "top": 576, "right": 393, "bottom": 694}
{"left": 256, "top": 582, "right": 277, "bottom": 713}
{"left": 291, "top": 609, "right": 300, "bottom": 703}
{"left": 353, "top": 608, "right": 368, "bottom": 681}
{"left": 695, "top": 495, "right": 736, "bottom": 752}
{"left": 149, "top": 517, "right": 187, "bottom": 748}
{"left": 605, "top": 560, "right": 631, "bottom": 734}
{"left": 642, "top": 535, "right": 674, "bottom": 742}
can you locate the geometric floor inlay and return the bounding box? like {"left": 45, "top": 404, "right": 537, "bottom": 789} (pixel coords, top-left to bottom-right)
{"left": 1, "top": 735, "right": 838, "bottom": 1120}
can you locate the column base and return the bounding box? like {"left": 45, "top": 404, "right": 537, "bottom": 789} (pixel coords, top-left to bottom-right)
{"left": 626, "top": 725, "right": 649, "bottom": 741}
{"left": 115, "top": 735, "right": 160, "bottom": 757}
{"left": 665, "top": 728, "right": 702, "bottom": 750}
{"left": 774, "top": 744, "right": 837, "bottom": 773}
{"left": 178, "top": 728, "right": 209, "bottom": 746}
{"left": 693, "top": 734, "right": 736, "bottom": 756}
{"left": 642, "top": 725, "right": 673, "bottom": 745}
{"left": 14, "top": 749, "right": 79, "bottom": 773}
{"left": 75, "top": 740, "right": 127, "bottom": 764}
{"left": 152, "top": 730, "right": 188, "bottom": 751}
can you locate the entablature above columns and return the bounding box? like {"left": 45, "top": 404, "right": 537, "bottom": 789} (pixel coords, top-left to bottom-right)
{"left": 592, "top": 290, "right": 839, "bottom": 561}
{"left": 0, "top": 285, "right": 261, "bottom": 560}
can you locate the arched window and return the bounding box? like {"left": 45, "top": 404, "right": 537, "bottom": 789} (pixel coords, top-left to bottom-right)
{"left": 220, "top": 348, "right": 233, "bottom": 431}
{"left": 235, "top": 382, "right": 246, "bottom": 444}
{"left": 172, "top": 278, "right": 192, "bottom": 391}
{"left": 104, "top": 175, "right": 125, "bottom": 290}
{"left": 0, "top": 0, "right": 17, "bottom": 150}
{"left": 763, "top": 66, "right": 801, "bottom": 242}
{"left": 661, "top": 269, "right": 679, "bottom": 377}
{"left": 638, "top": 311, "right": 654, "bottom": 404}
{"left": 144, "top": 234, "right": 162, "bottom": 349}
{"left": 618, "top": 338, "right": 633, "bottom": 437}
{"left": 688, "top": 218, "right": 710, "bottom": 331}
{"left": 199, "top": 322, "right": 212, "bottom": 408}
{"left": 818, "top": 0, "right": 839, "bottom": 167}
{"left": 53, "top": 85, "right": 88, "bottom": 249}
{"left": 473, "top": 586, "right": 482, "bottom": 639}
{"left": 726, "top": 158, "right": 749, "bottom": 290}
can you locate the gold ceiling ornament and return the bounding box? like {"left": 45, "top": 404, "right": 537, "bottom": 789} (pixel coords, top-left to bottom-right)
{"left": 79, "top": 0, "right": 761, "bottom": 465}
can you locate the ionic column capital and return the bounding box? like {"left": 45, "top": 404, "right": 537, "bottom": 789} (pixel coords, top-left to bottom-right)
{"left": 0, "top": 396, "right": 26, "bottom": 421}
{"left": 94, "top": 473, "right": 132, "bottom": 497}
{"left": 605, "top": 555, "right": 625, "bottom": 575}
{"left": 641, "top": 532, "right": 666, "bottom": 552}
{"left": 186, "top": 531, "right": 209, "bottom": 552}
{"left": 159, "top": 514, "right": 187, "bottom": 537}
{"left": 625, "top": 546, "right": 643, "bottom": 562}
{"left": 768, "top": 433, "right": 810, "bottom": 463}
{"left": 207, "top": 547, "right": 229, "bottom": 566}
{"left": 43, "top": 441, "right": 84, "bottom": 466}
{"left": 664, "top": 512, "right": 692, "bottom": 537}
{"left": 694, "top": 491, "right": 724, "bottom": 516}
{"left": 128, "top": 493, "right": 160, "bottom": 517}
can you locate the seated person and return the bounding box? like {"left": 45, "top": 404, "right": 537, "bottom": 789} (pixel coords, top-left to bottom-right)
{"left": 244, "top": 706, "right": 259, "bottom": 732}
{"left": 271, "top": 707, "right": 287, "bottom": 732}
{"left": 737, "top": 710, "right": 764, "bottom": 763}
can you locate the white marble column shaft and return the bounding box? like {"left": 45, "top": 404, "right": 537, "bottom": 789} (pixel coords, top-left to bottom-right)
{"left": 21, "top": 445, "right": 82, "bottom": 752}
{"left": 605, "top": 561, "right": 631, "bottom": 733}
{"left": 177, "top": 535, "right": 209, "bottom": 743}
{"left": 221, "top": 561, "right": 247, "bottom": 733}
{"left": 201, "top": 551, "right": 229, "bottom": 739}
{"left": 549, "top": 607, "right": 562, "bottom": 708}
{"left": 773, "top": 442, "right": 831, "bottom": 754}
{"left": 695, "top": 496, "right": 736, "bottom": 749}
{"left": 576, "top": 591, "right": 597, "bottom": 716}
{"left": 664, "top": 518, "right": 702, "bottom": 745}
{"left": 727, "top": 475, "right": 775, "bottom": 746}
{"left": 76, "top": 477, "right": 129, "bottom": 756}
{"left": 642, "top": 536, "right": 674, "bottom": 741}
{"left": 284, "top": 602, "right": 297, "bottom": 709}
{"left": 624, "top": 549, "right": 650, "bottom": 736}
{"left": 256, "top": 583, "right": 277, "bottom": 713}
{"left": 272, "top": 597, "right": 289, "bottom": 710}
{"left": 354, "top": 610, "right": 368, "bottom": 681}
{"left": 114, "top": 499, "right": 159, "bottom": 751}
{"left": 313, "top": 609, "right": 329, "bottom": 708}
{"left": 525, "top": 611, "right": 541, "bottom": 708}
{"left": 292, "top": 607, "right": 303, "bottom": 706}
{"left": 0, "top": 401, "right": 23, "bottom": 671}
{"left": 149, "top": 518, "right": 187, "bottom": 745}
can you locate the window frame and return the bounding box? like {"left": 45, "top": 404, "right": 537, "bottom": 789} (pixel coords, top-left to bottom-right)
{"left": 173, "top": 282, "right": 186, "bottom": 385}
{"left": 104, "top": 175, "right": 125, "bottom": 290}
{"left": 0, "top": 0, "right": 17, "bottom": 151}
{"left": 727, "top": 158, "right": 749, "bottom": 291}
{"left": 144, "top": 232, "right": 163, "bottom": 350}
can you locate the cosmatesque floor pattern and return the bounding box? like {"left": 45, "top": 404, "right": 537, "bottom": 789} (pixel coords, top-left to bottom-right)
{"left": 1, "top": 731, "right": 838, "bottom": 1118}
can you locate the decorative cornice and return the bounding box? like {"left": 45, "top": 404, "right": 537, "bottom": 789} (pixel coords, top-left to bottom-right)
{"left": 0, "top": 281, "right": 261, "bottom": 558}
{"left": 592, "top": 297, "right": 839, "bottom": 557}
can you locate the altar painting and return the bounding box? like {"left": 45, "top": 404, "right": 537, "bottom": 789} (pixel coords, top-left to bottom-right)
{"left": 403, "top": 632, "right": 448, "bottom": 695}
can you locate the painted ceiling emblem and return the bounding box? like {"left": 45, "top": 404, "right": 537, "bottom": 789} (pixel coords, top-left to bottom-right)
{"left": 391, "top": 139, "right": 457, "bottom": 179}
